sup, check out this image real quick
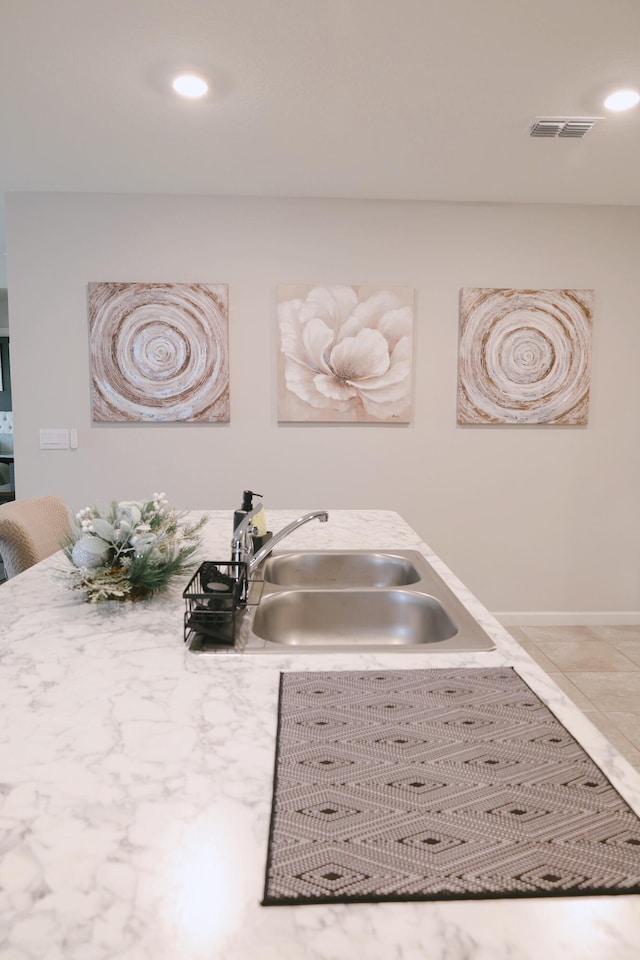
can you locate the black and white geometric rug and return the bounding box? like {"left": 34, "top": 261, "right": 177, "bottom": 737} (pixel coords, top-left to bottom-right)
{"left": 262, "top": 668, "right": 640, "bottom": 905}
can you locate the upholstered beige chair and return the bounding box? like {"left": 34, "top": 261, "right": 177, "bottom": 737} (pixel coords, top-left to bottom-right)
{"left": 0, "top": 495, "right": 72, "bottom": 579}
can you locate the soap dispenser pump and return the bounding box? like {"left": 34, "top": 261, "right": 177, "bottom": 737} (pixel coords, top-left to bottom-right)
{"left": 233, "top": 490, "right": 262, "bottom": 533}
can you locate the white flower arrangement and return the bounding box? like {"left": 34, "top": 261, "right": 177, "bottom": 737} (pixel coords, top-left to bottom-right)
{"left": 64, "top": 493, "right": 207, "bottom": 602}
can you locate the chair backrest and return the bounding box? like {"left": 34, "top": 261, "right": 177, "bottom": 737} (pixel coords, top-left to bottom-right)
{"left": 0, "top": 495, "right": 72, "bottom": 578}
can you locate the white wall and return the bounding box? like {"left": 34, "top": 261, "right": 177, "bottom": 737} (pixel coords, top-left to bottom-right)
{"left": 5, "top": 192, "right": 640, "bottom": 619}
{"left": 0, "top": 194, "right": 7, "bottom": 289}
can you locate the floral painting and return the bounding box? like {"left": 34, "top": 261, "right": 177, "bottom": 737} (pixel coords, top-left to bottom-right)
{"left": 278, "top": 285, "right": 414, "bottom": 422}
{"left": 457, "top": 288, "right": 593, "bottom": 425}
{"left": 89, "top": 282, "right": 229, "bottom": 422}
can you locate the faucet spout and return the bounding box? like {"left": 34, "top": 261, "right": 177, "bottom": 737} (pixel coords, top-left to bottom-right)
{"left": 232, "top": 503, "right": 264, "bottom": 542}
{"left": 249, "top": 510, "right": 329, "bottom": 574}
{"left": 231, "top": 502, "right": 265, "bottom": 575}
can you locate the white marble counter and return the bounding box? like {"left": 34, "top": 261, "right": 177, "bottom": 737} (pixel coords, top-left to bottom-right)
{"left": 1, "top": 509, "right": 639, "bottom": 959}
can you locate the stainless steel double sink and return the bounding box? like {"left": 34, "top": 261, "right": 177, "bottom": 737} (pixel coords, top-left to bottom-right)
{"left": 225, "top": 549, "right": 495, "bottom": 654}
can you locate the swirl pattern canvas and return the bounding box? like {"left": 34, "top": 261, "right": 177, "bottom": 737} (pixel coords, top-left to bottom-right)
{"left": 457, "top": 288, "right": 593, "bottom": 425}
{"left": 89, "top": 282, "right": 229, "bottom": 423}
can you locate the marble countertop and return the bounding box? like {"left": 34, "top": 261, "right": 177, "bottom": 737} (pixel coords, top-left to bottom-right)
{"left": 1, "top": 509, "right": 639, "bottom": 959}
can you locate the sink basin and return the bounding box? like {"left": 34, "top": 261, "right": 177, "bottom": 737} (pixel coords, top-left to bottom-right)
{"left": 186, "top": 548, "right": 496, "bottom": 654}
{"left": 252, "top": 589, "right": 457, "bottom": 646}
{"left": 261, "top": 550, "right": 421, "bottom": 588}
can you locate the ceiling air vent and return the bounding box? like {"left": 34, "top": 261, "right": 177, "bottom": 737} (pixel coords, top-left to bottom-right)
{"left": 529, "top": 117, "right": 602, "bottom": 139}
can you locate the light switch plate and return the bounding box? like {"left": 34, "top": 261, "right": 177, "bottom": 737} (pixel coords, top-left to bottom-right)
{"left": 40, "top": 428, "right": 70, "bottom": 450}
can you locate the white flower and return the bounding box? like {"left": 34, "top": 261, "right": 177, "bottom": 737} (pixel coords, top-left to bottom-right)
{"left": 130, "top": 532, "right": 157, "bottom": 556}
{"left": 116, "top": 501, "right": 142, "bottom": 532}
{"left": 279, "top": 286, "right": 412, "bottom": 419}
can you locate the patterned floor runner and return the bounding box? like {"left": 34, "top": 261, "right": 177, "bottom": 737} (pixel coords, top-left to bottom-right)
{"left": 262, "top": 668, "right": 640, "bottom": 905}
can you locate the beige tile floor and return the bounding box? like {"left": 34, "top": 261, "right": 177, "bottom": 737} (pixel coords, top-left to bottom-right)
{"left": 509, "top": 625, "right": 640, "bottom": 771}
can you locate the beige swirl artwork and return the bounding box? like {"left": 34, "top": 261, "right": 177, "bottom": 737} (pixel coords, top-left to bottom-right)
{"left": 457, "top": 288, "right": 593, "bottom": 425}
{"left": 89, "top": 282, "right": 229, "bottom": 423}
{"left": 278, "top": 284, "right": 414, "bottom": 422}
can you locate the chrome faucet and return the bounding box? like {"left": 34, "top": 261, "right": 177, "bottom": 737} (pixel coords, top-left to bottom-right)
{"left": 249, "top": 509, "right": 329, "bottom": 574}
{"left": 231, "top": 503, "right": 329, "bottom": 575}
{"left": 231, "top": 505, "right": 329, "bottom": 592}
{"left": 231, "top": 503, "right": 265, "bottom": 574}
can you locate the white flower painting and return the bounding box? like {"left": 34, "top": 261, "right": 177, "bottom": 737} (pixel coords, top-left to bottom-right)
{"left": 278, "top": 285, "right": 414, "bottom": 422}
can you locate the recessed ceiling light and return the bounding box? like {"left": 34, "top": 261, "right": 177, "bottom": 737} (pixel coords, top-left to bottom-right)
{"left": 172, "top": 74, "right": 209, "bottom": 99}
{"left": 603, "top": 88, "right": 640, "bottom": 112}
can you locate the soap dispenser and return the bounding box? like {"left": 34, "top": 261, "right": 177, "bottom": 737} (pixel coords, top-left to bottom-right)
{"left": 233, "top": 489, "right": 272, "bottom": 549}
{"left": 233, "top": 490, "right": 261, "bottom": 533}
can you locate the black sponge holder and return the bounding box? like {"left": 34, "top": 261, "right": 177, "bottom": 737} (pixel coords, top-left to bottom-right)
{"left": 183, "top": 561, "right": 247, "bottom": 647}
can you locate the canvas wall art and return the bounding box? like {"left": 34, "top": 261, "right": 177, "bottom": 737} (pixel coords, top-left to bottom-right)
{"left": 89, "top": 282, "right": 229, "bottom": 422}
{"left": 278, "top": 284, "right": 414, "bottom": 423}
{"left": 457, "top": 288, "right": 593, "bottom": 425}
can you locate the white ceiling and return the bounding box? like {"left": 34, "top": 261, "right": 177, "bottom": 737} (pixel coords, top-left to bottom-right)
{"left": 1, "top": 0, "right": 639, "bottom": 285}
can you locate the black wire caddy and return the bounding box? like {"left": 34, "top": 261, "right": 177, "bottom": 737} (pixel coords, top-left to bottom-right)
{"left": 183, "top": 560, "right": 247, "bottom": 648}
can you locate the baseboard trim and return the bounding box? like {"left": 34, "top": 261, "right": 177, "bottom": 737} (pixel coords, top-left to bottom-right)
{"left": 494, "top": 611, "right": 640, "bottom": 627}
